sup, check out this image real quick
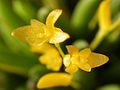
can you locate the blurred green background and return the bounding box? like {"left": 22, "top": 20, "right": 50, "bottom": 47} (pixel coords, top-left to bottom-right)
{"left": 0, "top": 0, "right": 120, "bottom": 90}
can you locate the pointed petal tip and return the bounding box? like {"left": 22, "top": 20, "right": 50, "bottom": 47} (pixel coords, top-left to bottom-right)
{"left": 66, "top": 33, "right": 70, "bottom": 38}
{"left": 99, "top": 54, "right": 109, "bottom": 65}
{"left": 60, "top": 33, "right": 70, "bottom": 42}
{"left": 104, "top": 55, "right": 109, "bottom": 63}
{"left": 49, "top": 31, "right": 70, "bottom": 44}
{"left": 88, "top": 53, "right": 109, "bottom": 68}
{"left": 84, "top": 68, "right": 91, "bottom": 72}
{"left": 46, "top": 9, "right": 63, "bottom": 27}
{"left": 88, "top": 68, "right": 91, "bottom": 72}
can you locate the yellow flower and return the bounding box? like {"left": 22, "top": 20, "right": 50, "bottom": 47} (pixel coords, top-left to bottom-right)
{"left": 90, "top": 0, "right": 120, "bottom": 50}
{"left": 98, "top": 0, "right": 120, "bottom": 32}
{"left": 39, "top": 45, "right": 62, "bottom": 71}
{"left": 37, "top": 73, "right": 72, "bottom": 89}
{"left": 31, "top": 43, "right": 62, "bottom": 71}
{"left": 11, "top": 9, "right": 69, "bottom": 46}
{"left": 98, "top": 0, "right": 111, "bottom": 31}
{"left": 63, "top": 45, "right": 109, "bottom": 74}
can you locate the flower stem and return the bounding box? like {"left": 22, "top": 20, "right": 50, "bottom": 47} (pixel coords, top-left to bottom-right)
{"left": 55, "top": 43, "right": 65, "bottom": 58}
{"left": 70, "top": 80, "right": 80, "bottom": 90}
{"left": 90, "top": 30, "right": 107, "bottom": 50}
{"left": 109, "top": 18, "right": 120, "bottom": 32}
{"left": 90, "top": 18, "right": 120, "bottom": 50}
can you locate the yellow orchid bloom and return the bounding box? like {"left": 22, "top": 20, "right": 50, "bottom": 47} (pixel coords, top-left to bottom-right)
{"left": 37, "top": 73, "right": 72, "bottom": 89}
{"left": 31, "top": 43, "right": 62, "bottom": 71}
{"left": 39, "top": 45, "right": 62, "bottom": 71}
{"left": 90, "top": 0, "right": 120, "bottom": 50}
{"left": 11, "top": 9, "right": 69, "bottom": 46}
{"left": 63, "top": 45, "right": 109, "bottom": 74}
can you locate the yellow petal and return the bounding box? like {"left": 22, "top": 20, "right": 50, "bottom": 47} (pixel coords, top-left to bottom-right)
{"left": 79, "top": 48, "right": 91, "bottom": 62}
{"left": 31, "top": 19, "right": 52, "bottom": 37}
{"left": 98, "top": 0, "right": 111, "bottom": 30}
{"left": 31, "top": 43, "right": 55, "bottom": 53}
{"left": 78, "top": 62, "right": 91, "bottom": 72}
{"left": 11, "top": 26, "right": 31, "bottom": 43}
{"left": 37, "top": 73, "right": 72, "bottom": 89}
{"left": 65, "top": 64, "right": 78, "bottom": 74}
{"left": 66, "top": 45, "right": 79, "bottom": 55}
{"left": 46, "top": 9, "right": 62, "bottom": 27}
{"left": 71, "top": 54, "right": 80, "bottom": 66}
{"left": 39, "top": 48, "right": 62, "bottom": 71}
{"left": 49, "top": 28, "right": 69, "bottom": 44}
{"left": 87, "top": 52, "right": 109, "bottom": 68}
{"left": 30, "top": 19, "right": 45, "bottom": 33}
{"left": 63, "top": 54, "right": 71, "bottom": 67}
{"left": 12, "top": 25, "right": 48, "bottom": 46}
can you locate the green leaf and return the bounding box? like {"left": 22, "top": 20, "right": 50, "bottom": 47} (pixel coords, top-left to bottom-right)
{"left": 12, "top": 0, "right": 37, "bottom": 22}
{"left": 72, "top": 70, "right": 96, "bottom": 90}
{"left": 27, "top": 65, "right": 50, "bottom": 90}
{"left": 71, "top": 0, "right": 101, "bottom": 37}
{"left": 110, "top": 0, "right": 120, "bottom": 18}
{"left": 0, "top": 48, "right": 38, "bottom": 76}
{"left": 0, "top": 0, "right": 25, "bottom": 28}
{"left": 37, "top": 7, "right": 50, "bottom": 22}
{"left": 0, "top": 0, "right": 30, "bottom": 54}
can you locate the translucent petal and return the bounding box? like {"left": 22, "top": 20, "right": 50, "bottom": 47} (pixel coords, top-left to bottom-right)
{"left": 31, "top": 19, "right": 52, "bottom": 39}
{"left": 65, "top": 64, "right": 78, "bottom": 74}
{"left": 46, "top": 9, "right": 62, "bottom": 27}
{"left": 39, "top": 48, "right": 62, "bottom": 71}
{"left": 31, "top": 43, "right": 54, "bottom": 53}
{"left": 49, "top": 28, "right": 69, "bottom": 43}
{"left": 25, "top": 27, "right": 48, "bottom": 46}
{"left": 66, "top": 45, "right": 79, "bottom": 55}
{"left": 79, "top": 48, "right": 91, "bottom": 61}
{"left": 78, "top": 62, "right": 91, "bottom": 72}
{"left": 12, "top": 25, "right": 48, "bottom": 46}
{"left": 30, "top": 19, "right": 45, "bottom": 33}
{"left": 87, "top": 52, "right": 109, "bottom": 68}
{"left": 98, "top": 0, "right": 111, "bottom": 30}
{"left": 37, "top": 73, "right": 72, "bottom": 89}
{"left": 11, "top": 26, "right": 31, "bottom": 43}
{"left": 63, "top": 54, "right": 71, "bottom": 67}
